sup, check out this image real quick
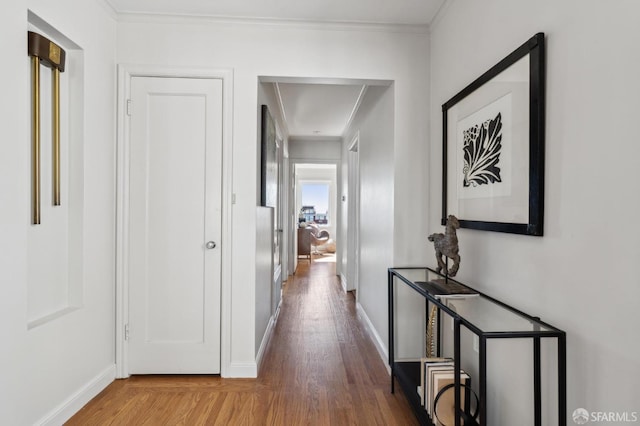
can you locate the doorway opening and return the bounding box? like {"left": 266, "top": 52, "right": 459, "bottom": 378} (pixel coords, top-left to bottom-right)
{"left": 345, "top": 133, "right": 360, "bottom": 296}
{"left": 294, "top": 163, "right": 338, "bottom": 268}
{"left": 258, "top": 76, "right": 395, "bottom": 376}
{"left": 258, "top": 77, "right": 393, "bottom": 288}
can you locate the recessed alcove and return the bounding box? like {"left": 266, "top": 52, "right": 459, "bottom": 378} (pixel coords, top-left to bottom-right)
{"left": 27, "top": 11, "right": 85, "bottom": 329}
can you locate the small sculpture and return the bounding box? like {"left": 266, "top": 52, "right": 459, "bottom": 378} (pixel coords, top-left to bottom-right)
{"left": 428, "top": 215, "right": 461, "bottom": 277}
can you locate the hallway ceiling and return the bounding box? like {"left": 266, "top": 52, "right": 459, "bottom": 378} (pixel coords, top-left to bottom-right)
{"left": 276, "top": 83, "right": 365, "bottom": 139}
{"left": 105, "top": 0, "right": 446, "bottom": 26}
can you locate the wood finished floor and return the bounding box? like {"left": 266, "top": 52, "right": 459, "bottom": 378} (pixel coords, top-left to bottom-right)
{"left": 66, "top": 257, "right": 417, "bottom": 425}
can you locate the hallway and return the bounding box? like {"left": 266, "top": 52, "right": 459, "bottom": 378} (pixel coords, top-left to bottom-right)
{"left": 66, "top": 260, "right": 416, "bottom": 425}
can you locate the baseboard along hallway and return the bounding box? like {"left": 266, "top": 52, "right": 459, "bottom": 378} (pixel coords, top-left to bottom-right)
{"left": 66, "top": 259, "right": 416, "bottom": 425}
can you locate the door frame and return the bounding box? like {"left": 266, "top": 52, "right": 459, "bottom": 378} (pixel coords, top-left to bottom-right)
{"left": 346, "top": 133, "right": 360, "bottom": 295}
{"left": 115, "top": 64, "right": 234, "bottom": 378}
{"left": 289, "top": 159, "right": 341, "bottom": 275}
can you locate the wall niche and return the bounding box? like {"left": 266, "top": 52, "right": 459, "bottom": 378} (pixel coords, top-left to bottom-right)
{"left": 27, "top": 11, "right": 85, "bottom": 329}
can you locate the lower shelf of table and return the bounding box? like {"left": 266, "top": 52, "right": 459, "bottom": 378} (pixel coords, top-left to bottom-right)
{"left": 393, "top": 361, "right": 433, "bottom": 426}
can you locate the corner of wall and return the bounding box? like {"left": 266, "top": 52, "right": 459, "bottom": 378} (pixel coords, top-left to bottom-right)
{"left": 36, "top": 365, "right": 116, "bottom": 426}
{"left": 356, "top": 303, "right": 390, "bottom": 374}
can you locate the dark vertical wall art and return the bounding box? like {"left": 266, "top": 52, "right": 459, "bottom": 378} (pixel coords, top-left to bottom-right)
{"left": 260, "top": 105, "right": 280, "bottom": 266}
{"left": 261, "top": 105, "right": 277, "bottom": 208}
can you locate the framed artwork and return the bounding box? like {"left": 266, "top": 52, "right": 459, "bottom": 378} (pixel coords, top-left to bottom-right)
{"left": 260, "top": 105, "right": 281, "bottom": 266}
{"left": 261, "top": 105, "right": 277, "bottom": 208}
{"left": 442, "top": 33, "right": 545, "bottom": 236}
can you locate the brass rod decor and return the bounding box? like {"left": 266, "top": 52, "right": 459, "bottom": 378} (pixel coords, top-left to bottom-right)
{"left": 28, "top": 31, "right": 66, "bottom": 223}
{"left": 31, "top": 56, "right": 41, "bottom": 224}
{"left": 52, "top": 68, "right": 60, "bottom": 205}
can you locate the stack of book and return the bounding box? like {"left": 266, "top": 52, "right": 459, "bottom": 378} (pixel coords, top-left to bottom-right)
{"left": 417, "top": 357, "right": 471, "bottom": 426}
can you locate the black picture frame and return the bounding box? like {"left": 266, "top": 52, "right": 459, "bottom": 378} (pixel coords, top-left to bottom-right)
{"left": 442, "top": 32, "right": 545, "bottom": 236}
{"left": 261, "top": 105, "right": 277, "bottom": 208}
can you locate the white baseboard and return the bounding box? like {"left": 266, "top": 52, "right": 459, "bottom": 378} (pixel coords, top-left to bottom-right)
{"left": 255, "top": 318, "right": 274, "bottom": 374}
{"left": 356, "top": 302, "right": 391, "bottom": 374}
{"left": 37, "top": 364, "right": 116, "bottom": 426}
{"left": 226, "top": 362, "right": 258, "bottom": 378}
{"left": 340, "top": 273, "right": 348, "bottom": 292}
{"left": 255, "top": 301, "right": 281, "bottom": 376}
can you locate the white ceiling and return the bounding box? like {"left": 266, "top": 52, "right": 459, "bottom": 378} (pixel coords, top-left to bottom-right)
{"left": 105, "top": 0, "right": 446, "bottom": 26}
{"left": 276, "top": 83, "right": 365, "bottom": 139}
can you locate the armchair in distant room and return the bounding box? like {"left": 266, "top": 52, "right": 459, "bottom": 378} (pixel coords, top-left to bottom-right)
{"left": 307, "top": 223, "right": 330, "bottom": 254}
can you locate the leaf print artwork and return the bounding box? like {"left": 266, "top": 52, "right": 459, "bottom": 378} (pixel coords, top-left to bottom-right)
{"left": 462, "top": 112, "right": 503, "bottom": 187}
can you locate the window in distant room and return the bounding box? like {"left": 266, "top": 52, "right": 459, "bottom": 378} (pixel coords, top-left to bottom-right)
{"left": 300, "top": 182, "right": 330, "bottom": 225}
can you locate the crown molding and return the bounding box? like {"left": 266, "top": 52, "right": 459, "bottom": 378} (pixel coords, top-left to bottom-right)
{"left": 429, "top": 0, "right": 454, "bottom": 32}
{"left": 96, "top": 0, "right": 119, "bottom": 20}
{"left": 273, "top": 83, "right": 291, "bottom": 140}
{"left": 342, "top": 85, "right": 367, "bottom": 138}
{"left": 116, "top": 11, "right": 430, "bottom": 34}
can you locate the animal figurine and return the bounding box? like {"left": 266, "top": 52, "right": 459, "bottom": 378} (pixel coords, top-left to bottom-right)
{"left": 428, "top": 215, "right": 461, "bottom": 277}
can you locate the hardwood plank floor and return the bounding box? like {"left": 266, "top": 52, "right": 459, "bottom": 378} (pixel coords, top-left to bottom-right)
{"left": 67, "top": 257, "right": 417, "bottom": 425}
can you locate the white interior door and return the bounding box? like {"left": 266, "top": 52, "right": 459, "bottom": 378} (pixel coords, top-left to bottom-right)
{"left": 128, "top": 76, "right": 223, "bottom": 374}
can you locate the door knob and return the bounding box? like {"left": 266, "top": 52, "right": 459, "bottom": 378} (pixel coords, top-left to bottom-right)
{"left": 206, "top": 241, "right": 216, "bottom": 250}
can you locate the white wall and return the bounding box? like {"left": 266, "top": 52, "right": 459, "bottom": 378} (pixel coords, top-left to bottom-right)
{"left": 255, "top": 207, "right": 274, "bottom": 357}
{"left": 430, "top": 0, "right": 640, "bottom": 422}
{"left": 256, "top": 81, "right": 287, "bottom": 357}
{"left": 117, "top": 16, "right": 430, "bottom": 375}
{"left": 0, "top": 0, "right": 117, "bottom": 424}
{"left": 257, "top": 81, "right": 292, "bottom": 281}
{"left": 342, "top": 86, "right": 407, "bottom": 351}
